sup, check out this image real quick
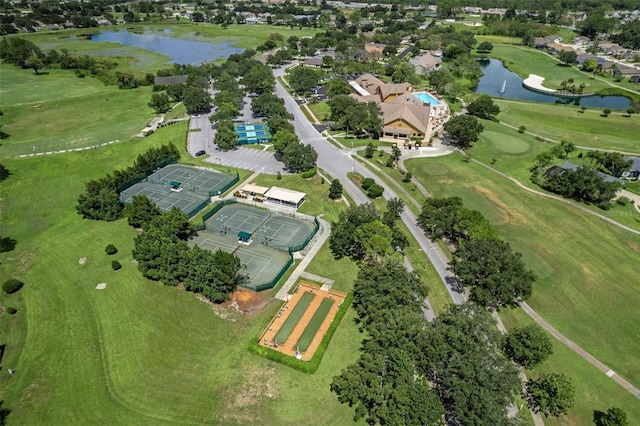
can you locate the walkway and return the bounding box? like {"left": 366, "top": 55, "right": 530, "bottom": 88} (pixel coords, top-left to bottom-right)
{"left": 520, "top": 301, "right": 640, "bottom": 399}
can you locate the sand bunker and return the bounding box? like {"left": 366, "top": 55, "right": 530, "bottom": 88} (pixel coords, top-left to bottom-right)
{"left": 96, "top": 282, "right": 107, "bottom": 290}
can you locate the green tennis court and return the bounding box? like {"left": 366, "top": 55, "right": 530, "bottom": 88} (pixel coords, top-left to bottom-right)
{"left": 120, "top": 181, "right": 208, "bottom": 217}
{"left": 274, "top": 292, "right": 315, "bottom": 344}
{"left": 188, "top": 231, "right": 292, "bottom": 290}
{"left": 204, "top": 203, "right": 316, "bottom": 250}
{"left": 147, "top": 164, "right": 236, "bottom": 196}
{"left": 296, "top": 298, "right": 335, "bottom": 352}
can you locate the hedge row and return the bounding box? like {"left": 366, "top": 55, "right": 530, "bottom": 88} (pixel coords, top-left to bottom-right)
{"left": 247, "top": 293, "right": 353, "bottom": 374}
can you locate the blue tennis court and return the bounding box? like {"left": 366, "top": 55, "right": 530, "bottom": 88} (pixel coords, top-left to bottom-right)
{"left": 235, "top": 123, "right": 272, "bottom": 145}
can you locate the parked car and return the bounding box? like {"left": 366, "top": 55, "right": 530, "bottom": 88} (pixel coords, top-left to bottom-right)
{"left": 195, "top": 150, "right": 206, "bottom": 157}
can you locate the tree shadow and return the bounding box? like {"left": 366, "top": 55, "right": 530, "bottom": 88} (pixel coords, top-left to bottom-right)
{"left": 0, "top": 237, "right": 17, "bottom": 253}
{"left": 592, "top": 410, "right": 606, "bottom": 425}
{"left": 0, "top": 164, "right": 10, "bottom": 181}
{"left": 0, "top": 400, "right": 10, "bottom": 426}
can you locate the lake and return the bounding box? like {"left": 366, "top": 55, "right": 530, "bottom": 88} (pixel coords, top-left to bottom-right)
{"left": 474, "top": 58, "right": 631, "bottom": 110}
{"left": 90, "top": 29, "right": 244, "bottom": 65}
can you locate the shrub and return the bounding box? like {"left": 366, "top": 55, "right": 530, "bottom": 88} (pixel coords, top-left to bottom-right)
{"left": 361, "top": 177, "right": 375, "bottom": 190}
{"left": 105, "top": 244, "right": 118, "bottom": 255}
{"left": 367, "top": 184, "right": 384, "bottom": 199}
{"left": 518, "top": 125, "right": 526, "bottom": 133}
{"left": 616, "top": 196, "right": 631, "bottom": 206}
{"left": 276, "top": 171, "right": 282, "bottom": 180}
{"left": 3, "top": 279, "right": 24, "bottom": 294}
{"left": 403, "top": 172, "right": 412, "bottom": 183}
{"left": 7, "top": 307, "right": 17, "bottom": 315}
{"left": 112, "top": 260, "right": 122, "bottom": 271}
{"left": 300, "top": 167, "right": 317, "bottom": 178}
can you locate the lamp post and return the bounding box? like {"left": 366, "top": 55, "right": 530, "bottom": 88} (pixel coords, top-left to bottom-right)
{"left": 217, "top": 214, "right": 228, "bottom": 234}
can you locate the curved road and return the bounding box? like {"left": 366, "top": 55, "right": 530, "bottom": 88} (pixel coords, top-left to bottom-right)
{"left": 273, "top": 68, "right": 467, "bottom": 306}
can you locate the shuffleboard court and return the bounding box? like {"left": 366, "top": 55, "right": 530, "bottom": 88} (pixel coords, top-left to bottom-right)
{"left": 274, "top": 292, "right": 315, "bottom": 344}
{"left": 296, "top": 298, "right": 335, "bottom": 351}
{"left": 205, "top": 203, "right": 316, "bottom": 251}
{"left": 188, "top": 231, "right": 292, "bottom": 290}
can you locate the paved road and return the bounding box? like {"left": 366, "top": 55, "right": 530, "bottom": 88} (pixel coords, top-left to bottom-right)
{"left": 272, "top": 67, "right": 467, "bottom": 307}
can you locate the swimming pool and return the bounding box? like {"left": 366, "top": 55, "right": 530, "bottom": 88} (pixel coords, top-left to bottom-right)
{"left": 412, "top": 92, "right": 441, "bottom": 106}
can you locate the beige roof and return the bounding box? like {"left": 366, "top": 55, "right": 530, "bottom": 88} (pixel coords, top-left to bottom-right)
{"left": 379, "top": 103, "right": 430, "bottom": 135}
{"left": 264, "top": 186, "right": 306, "bottom": 204}
{"left": 241, "top": 183, "right": 269, "bottom": 195}
{"left": 378, "top": 82, "right": 412, "bottom": 100}
{"left": 355, "top": 74, "right": 385, "bottom": 95}
{"left": 411, "top": 53, "right": 441, "bottom": 70}
{"left": 364, "top": 43, "right": 386, "bottom": 54}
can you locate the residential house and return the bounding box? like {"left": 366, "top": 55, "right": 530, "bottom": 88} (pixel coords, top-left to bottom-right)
{"left": 621, "top": 157, "right": 640, "bottom": 181}
{"left": 410, "top": 52, "right": 441, "bottom": 75}
{"left": 301, "top": 56, "right": 324, "bottom": 67}
{"left": 559, "top": 161, "right": 623, "bottom": 183}
{"left": 364, "top": 42, "right": 386, "bottom": 59}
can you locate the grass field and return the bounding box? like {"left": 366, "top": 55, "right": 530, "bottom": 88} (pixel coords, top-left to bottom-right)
{"left": 0, "top": 127, "right": 363, "bottom": 424}
{"left": 307, "top": 101, "right": 331, "bottom": 122}
{"left": 490, "top": 44, "right": 640, "bottom": 95}
{"left": 0, "top": 65, "right": 154, "bottom": 157}
{"left": 500, "top": 308, "right": 640, "bottom": 425}
{"left": 406, "top": 154, "right": 640, "bottom": 390}
{"left": 495, "top": 99, "right": 640, "bottom": 153}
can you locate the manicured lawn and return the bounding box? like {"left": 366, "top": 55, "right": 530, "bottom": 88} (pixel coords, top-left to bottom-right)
{"left": 307, "top": 101, "right": 331, "bottom": 122}
{"left": 0, "top": 127, "right": 362, "bottom": 424}
{"left": 500, "top": 308, "right": 640, "bottom": 425}
{"left": 490, "top": 44, "right": 640, "bottom": 95}
{"left": 406, "top": 153, "right": 640, "bottom": 387}
{"left": 0, "top": 65, "right": 154, "bottom": 157}
{"left": 475, "top": 35, "right": 523, "bottom": 45}
{"left": 494, "top": 99, "right": 640, "bottom": 153}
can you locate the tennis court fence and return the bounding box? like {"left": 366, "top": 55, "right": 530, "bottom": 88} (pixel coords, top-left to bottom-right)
{"left": 249, "top": 248, "right": 294, "bottom": 292}
{"left": 116, "top": 158, "right": 178, "bottom": 194}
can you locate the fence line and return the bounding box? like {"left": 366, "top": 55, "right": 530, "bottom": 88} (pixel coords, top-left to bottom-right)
{"left": 116, "top": 158, "right": 178, "bottom": 194}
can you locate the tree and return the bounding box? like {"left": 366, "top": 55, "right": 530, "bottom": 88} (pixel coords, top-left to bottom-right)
{"left": 281, "top": 142, "right": 317, "bottom": 173}
{"left": 112, "top": 260, "right": 122, "bottom": 271}
{"left": 328, "top": 179, "right": 343, "bottom": 200}
{"left": 557, "top": 50, "right": 578, "bottom": 66}
{"left": 382, "top": 197, "right": 404, "bottom": 227}
{"left": 330, "top": 203, "right": 381, "bottom": 261}
{"left": 0, "top": 37, "right": 42, "bottom": 68}
{"left": 598, "top": 407, "right": 629, "bottom": 426}
{"left": 272, "top": 130, "right": 299, "bottom": 155}
{"left": 124, "top": 195, "right": 162, "bottom": 229}
{"left": 600, "top": 152, "right": 632, "bottom": 177}
{"left": 581, "top": 59, "right": 598, "bottom": 72}
{"left": 477, "top": 41, "right": 494, "bottom": 53}
{"left": 526, "top": 373, "right": 575, "bottom": 417}
{"left": 504, "top": 325, "right": 553, "bottom": 369}
{"left": 366, "top": 183, "right": 384, "bottom": 199}
{"left": 467, "top": 94, "right": 500, "bottom": 119}
{"left": 602, "top": 108, "right": 612, "bottom": 117}
{"left": 25, "top": 54, "right": 44, "bottom": 75}
{"left": 105, "top": 244, "right": 118, "bottom": 255}
{"left": 214, "top": 120, "right": 238, "bottom": 151}
{"left": 452, "top": 237, "right": 536, "bottom": 308}
{"left": 288, "top": 66, "right": 322, "bottom": 94}
{"left": 428, "top": 69, "right": 454, "bottom": 94}
{"left": 242, "top": 62, "right": 275, "bottom": 95}
{"left": 364, "top": 143, "right": 375, "bottom": 158}
{"left": 183, "top": 86, "right": 211, "bottom": 114}
{"left": 444, "top": 114, "right": 484, "bottom": 149}
{"left": 559, "top": 140, "right": 576, "bottom": 159}
{"left": 327, "top": 78, "right": 352, "bottom": 98}
{"left": 148, "top": 92, "right": 171, "bottom": 113}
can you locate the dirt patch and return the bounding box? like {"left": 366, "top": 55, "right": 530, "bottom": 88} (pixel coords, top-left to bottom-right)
{"left": 469, "top": 184, "right": 523, "bottom": 225}
{"left": 230, "top": 289, "right": 272, "bottom": 317}
{"left": 222, "top": 365, "right": 278, "bottom": 423}
{"left": 78, "top": 257, "right": 87, "bottom": 265}
{"left": 195, "top": 294, "right": 241, "bottom": 321}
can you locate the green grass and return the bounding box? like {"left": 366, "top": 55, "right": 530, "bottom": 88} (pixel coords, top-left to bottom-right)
{"left": 495, "top": 99, "right": 640, "bottom": 153}
{"left": 296, "top": 298, "right": 334, "bottom": 351}
{"left": 274, "top": 292, "right": 316, "bottom": 344}
{"left": 0, "top": 65, "right": 154, "bottom": 157}
{"left": 406, "top": 153, "right": 640, "bottom": 387}
{"left": 0, "top": 127, "right": 363, "bottom": 424}
{"left": 490, "top": 44, "right": 640, "bottom": 96}
{"left": 307, "top": 101, "right": 331, "bottom": 122}
{"left": 500, "top": 308, "right": 640, "bottom": 425}
{"left": 475, "top": 35, "right": 523, "bottom": 45}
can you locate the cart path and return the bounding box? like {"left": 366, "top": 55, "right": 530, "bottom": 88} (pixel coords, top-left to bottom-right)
{"left": 520, "top": 301, "right": 640, "bottom": 399}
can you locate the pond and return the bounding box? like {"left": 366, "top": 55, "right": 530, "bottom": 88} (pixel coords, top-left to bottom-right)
{"left": 474, "top": 58, "right": 631, "bottom": 110}
{"left": 90, "top": 29, "right": 244, "bottom": 65}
